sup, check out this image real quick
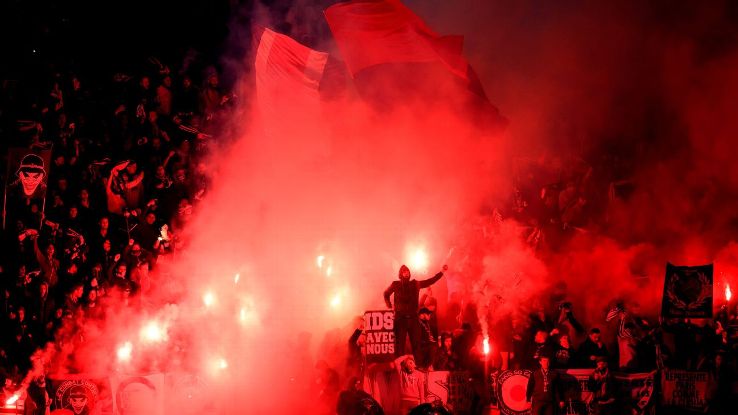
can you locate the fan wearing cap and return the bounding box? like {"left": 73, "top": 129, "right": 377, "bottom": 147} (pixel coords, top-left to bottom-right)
{"left": 8, "top": 153, "right": 47, "bottom": 199}
{"left": 384, "top": 264, "right": 448, "bottom": 359}
{"left": 526, "top": 354, "right": 564, "bottom": 415}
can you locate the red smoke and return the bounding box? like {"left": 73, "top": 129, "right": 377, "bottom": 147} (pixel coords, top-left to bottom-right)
{"left": 39, "top": 1, "right": 738, "bottom": 413}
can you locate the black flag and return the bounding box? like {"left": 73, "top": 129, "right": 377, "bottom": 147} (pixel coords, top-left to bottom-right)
{"left": 661, "top": 263, "right": 713, "bottom": 318}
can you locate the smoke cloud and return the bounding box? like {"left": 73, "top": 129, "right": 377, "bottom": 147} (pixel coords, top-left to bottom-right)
{"left": 39, "top": 1, "right": 738, "bottom": 413}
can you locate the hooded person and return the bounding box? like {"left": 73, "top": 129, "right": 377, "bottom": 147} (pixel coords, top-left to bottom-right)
{"left": 384, "top": 264, "right": 447, "bottom": 359}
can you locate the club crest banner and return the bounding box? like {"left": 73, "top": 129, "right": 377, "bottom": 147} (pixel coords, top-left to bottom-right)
{"left": 49, "top": 375, "right": 113, "bottom": 415}
{"left": 661, "top": 263, "right": 713, "bottom": 318}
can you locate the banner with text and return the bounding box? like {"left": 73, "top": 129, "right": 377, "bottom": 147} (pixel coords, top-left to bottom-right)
{"left": 363, "top": 310, "right": 395, "bottom": 363}
{"left": 661, "top": 370, "right": 708, "bottom": 412}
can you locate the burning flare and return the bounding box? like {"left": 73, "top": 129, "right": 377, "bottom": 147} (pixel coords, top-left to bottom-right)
{"left": 117, "top": 341, "right": 133, "bottom": 362}
{"left": 726, "top": 284, "right": 732, "bottom": 302}
{"left": 141, "top": 321, "right": 166, "bottom": 343}
{"left": 5, "top": 394, "right": 20, "bottom": 406}
{"left": 483, "top": 337, "right": 491, "bottom": 355}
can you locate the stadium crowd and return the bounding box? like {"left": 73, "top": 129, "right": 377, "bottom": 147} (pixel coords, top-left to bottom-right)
{"left": 0, "top": 55, "right": 736, "bottom": 415}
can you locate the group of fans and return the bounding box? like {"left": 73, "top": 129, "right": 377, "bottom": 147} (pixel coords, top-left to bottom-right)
{"left": 0, "top": 55, "right": 234, "bottom": 412}
{"left": 323, "top": 265, "right": 738, "bottom": 415}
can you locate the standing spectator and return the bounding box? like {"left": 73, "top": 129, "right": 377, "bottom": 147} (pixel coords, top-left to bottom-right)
{"left": 588, "top": 357, "right": 616, "bottom": 415}
{"left": 526, "top": 329, "right": 553, "bottom": 369}
{"left": 25, "top": 374, "right": 50, "bottom": 415}
{"left": 433, "top": 332, "right": 459, "bottom": 371}
{"left": 156, "top": 76, "right": 173, "bottom": 116}
{"left": 384, "top": 264, "right": 447, "bottom": 358}
{"left": 31, "top": 232, "right": 59, "bottom": 290}
{"left": 526, "top": 355, "right": 564, "bottom": 415}
{"left": 553, "top": 334, "right": 574, "bottom": 369}
{"left": 336, "top": 377, "right": 383, "bottom": 415}
{"left": 578, "top": 328, "right": 608, "bottom": 368}
{"left": 416, "top": 307, "right": 436, "bottom": 369}
{"left": 393, "top": 354, "right": 424, "bottom": 415}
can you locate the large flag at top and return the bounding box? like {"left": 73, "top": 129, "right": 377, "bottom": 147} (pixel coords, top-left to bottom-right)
{"left": 324, "top": 0, "right": 468, "bottom": 80}
{"left": 324, "top": 0, "right": 505, "bottom": 126}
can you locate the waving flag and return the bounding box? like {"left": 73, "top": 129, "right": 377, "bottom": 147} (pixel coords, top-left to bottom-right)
{"left": 254, "top": 27, "right": 329, "bottom": 112}
{"left": 324, "top": 0, "right": 468, "bottom": 80}
{"left": 324, "top": 0, "right": 505, "bottom": 126}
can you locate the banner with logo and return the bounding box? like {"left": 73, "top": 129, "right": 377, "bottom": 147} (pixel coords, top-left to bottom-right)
{"left": 110, "top": 374, "right": 165, "bottom": 415}
{"left": 49, "top": 375, "right": 113, "bottom": 415}
{"left": 661, "top": 263, "right": 713, "bottom": 318}
{"left": 661, "top": 370, "right": 708, "bottom": 412}
{"left": 363, "top": 310, "right": 395, "bottom": 363}
{"left": 425, "top": 370, "right": 449, "bottom": 404}
{"left": 492, "top": 369, "right": 656, "bottom": 415}
{"left": 494, "top": 369, "right": 532, "bottom": 415}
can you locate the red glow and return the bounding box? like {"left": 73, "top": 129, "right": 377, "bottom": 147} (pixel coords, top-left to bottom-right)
{"left": 727, "top": 284, "right": 732, "bottom": 302}
{"left": 5, "top": 394, "right": 19, "bottom": 406}
{"left": 116, "top": 341, "right": 133, "bottom": 362}
{"left": 140, "top": 321, "right": 166, "bottom": 344}
{"left": 406, "top": 246, "right": 429, "bottom": 272}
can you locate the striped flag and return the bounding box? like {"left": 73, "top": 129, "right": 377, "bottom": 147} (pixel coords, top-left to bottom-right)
{"left": 254, "top": 27, "right": 329, "bottom": 114}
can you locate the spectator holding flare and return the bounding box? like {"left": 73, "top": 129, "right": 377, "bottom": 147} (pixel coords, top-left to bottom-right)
{"left": 384, "top": 264, "right": 447, "bottom": 359}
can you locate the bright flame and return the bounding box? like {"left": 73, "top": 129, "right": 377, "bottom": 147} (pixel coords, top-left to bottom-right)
{"left": 5, "top": 394, "right": 19, "bottom": 406}
{"left": 141, "top": 321, "right": 165, "bottom": 343}
{"left": 234, "top": 273, "right": 240, "bottom": 284}
{"left": 238, "top": 298, "right": 260, "bottom": 326}
{"left": 203, "top": 291, "right": 216, "bottom": 308}
{"left": 316, "top": 255, "right": 325, "bottom": 269}
{"left": 117, "top": 341, "right": 133, "bottom": 362}
{"left": 483, "top": 337, "right": 490, "bottom": 355}
{"left": 218, "top": 358, "right": 228, "bottom": 369}
{"left": 326, "top": 265, "right": 333, "bottom": 277}
{"left": 329, "top": 292, "right": 342, "bottom": 308}
{"left": 727, "top": 284, "right": 732, "bottom": 302}
{"left": 408, "top": 247, "right": 429, "bottom": 271}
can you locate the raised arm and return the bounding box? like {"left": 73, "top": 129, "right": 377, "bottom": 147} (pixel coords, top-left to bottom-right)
{"left": 418, "top": 264, "right": 448, "bottom": 289}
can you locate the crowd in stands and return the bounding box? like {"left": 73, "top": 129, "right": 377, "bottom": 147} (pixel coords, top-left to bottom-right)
{"left": 0, "top": 57, "right": 233, "bottom": 407}
{"left": 1, "top": 55, "right": 737, "bottom": 415}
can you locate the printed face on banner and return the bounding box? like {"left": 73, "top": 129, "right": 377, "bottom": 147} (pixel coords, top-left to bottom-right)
{"left": 16, "top": 154, "right": 47, "bottom": 197}
{"left": 55, "top": 380, "right": 99, "bottom": 415}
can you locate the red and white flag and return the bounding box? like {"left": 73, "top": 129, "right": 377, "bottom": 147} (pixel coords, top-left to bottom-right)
{"left": 254, "top": 27, "right": 329, "bottom": 112}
